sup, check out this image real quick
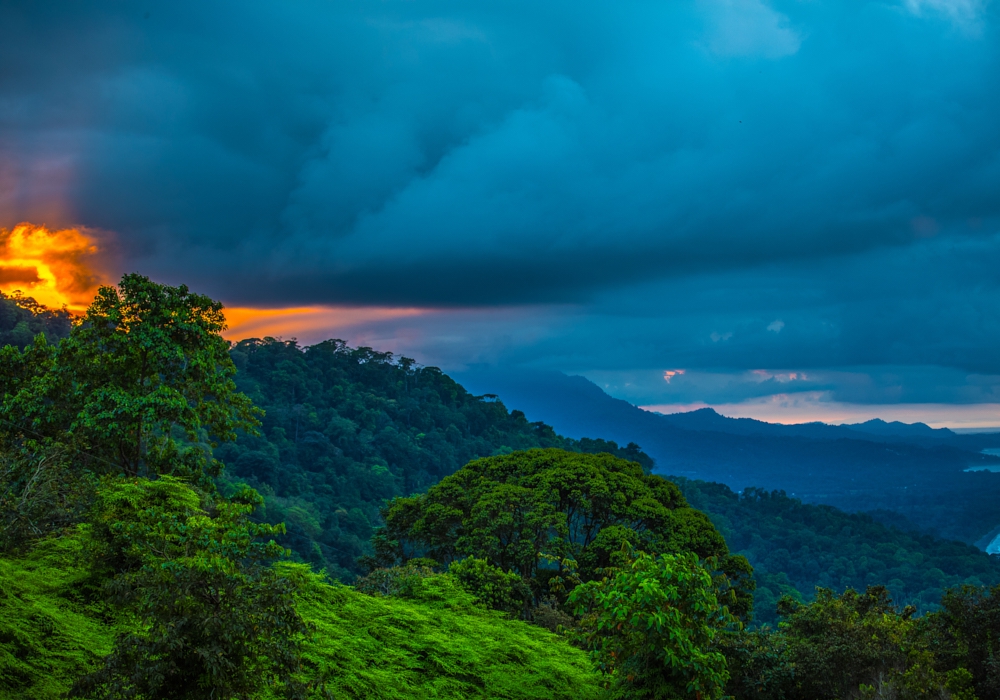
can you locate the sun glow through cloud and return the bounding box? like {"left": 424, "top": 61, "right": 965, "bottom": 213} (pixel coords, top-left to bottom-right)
{"left": 0, "top": 222, "right": 431, "bottom": 344}
{"left": 0, "top": 222, "right": 109, "bottom": 312}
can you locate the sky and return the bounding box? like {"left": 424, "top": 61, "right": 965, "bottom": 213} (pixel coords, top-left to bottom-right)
{"left": 2, "top": 0, "right": 1000, "bottom": 427}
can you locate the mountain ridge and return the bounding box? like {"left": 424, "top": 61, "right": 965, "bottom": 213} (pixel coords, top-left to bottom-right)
{"left": 452, "top": 368, "right": 1000, "bottom": 545}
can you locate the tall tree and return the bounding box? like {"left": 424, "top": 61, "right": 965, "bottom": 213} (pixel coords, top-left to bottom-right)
{"left": 369, "top": 449, "right": 754, "bottom": 619}
{"left": 929, "top": 584, "right": 1000, "bottom": 699}
{"left": 0, "top": 274, "right": 260, "bottom": 488}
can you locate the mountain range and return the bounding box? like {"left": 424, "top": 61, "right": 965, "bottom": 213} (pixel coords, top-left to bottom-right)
{"left": 454, "top": 369, "right": 1000, "bottom": 546}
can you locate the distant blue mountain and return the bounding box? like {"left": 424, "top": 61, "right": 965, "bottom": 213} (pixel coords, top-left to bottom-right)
{"left": 658, "top": 407, "right": 857, "bottom": 441}
{"left": 843, "top": 418, "right": 951, "bottom": 438}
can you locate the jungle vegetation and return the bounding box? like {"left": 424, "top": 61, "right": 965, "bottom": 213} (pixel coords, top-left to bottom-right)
{"left": 218, "top": 335, "right": 652, "bottom": 578}
{"left": 1, "top": 276, "right": 1000, "bottom": 698}
{"left": 678, "top": 478, "right": 1000, "bottom": 626}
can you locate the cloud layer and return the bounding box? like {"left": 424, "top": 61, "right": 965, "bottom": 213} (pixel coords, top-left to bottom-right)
{"left": 2, "top": 0, "right": 999, "bottom": 411}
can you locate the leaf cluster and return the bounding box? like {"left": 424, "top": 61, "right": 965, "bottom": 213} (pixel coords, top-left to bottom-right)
{"left": 569, "top": 549, "right": 737, "bottom": 700}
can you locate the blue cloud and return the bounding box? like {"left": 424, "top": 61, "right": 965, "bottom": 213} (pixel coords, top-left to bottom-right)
{"left": 1, "top": 0, "right": 999, "bottom": 406}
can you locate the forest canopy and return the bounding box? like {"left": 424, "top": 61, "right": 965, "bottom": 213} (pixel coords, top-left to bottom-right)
{"left": 219, "top": 337, "right": 653, "bottom": 578}
{"left": 370, "top": 449, "right": 754, "bottom": 618}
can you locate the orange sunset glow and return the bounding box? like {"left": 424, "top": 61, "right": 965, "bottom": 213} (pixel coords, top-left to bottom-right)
{"left": 222, "top": 305, "right": 426, "bottom": 342}
{"left": 0, "top": 222, "right": 424, "bottom": 338}
{"left": 0, "top": 222, "right": 108, "bottom": 312}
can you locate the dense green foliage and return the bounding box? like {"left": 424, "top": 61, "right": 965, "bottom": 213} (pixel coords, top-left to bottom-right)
{"left": 0, "top": 290, "right": 71, "bottom": 349}
{"left": 0, "top": 533, "right": 113, "bottom": 699}
{"left": 928, "top": 584, "right": 1000, "bottom": 699}
{"left": 569, "top": 550, "right": 736, "bottom": 700}
{"left": 721, "top": 586, "right": 977, "bottom": 700}
{"left": 0, "top": 444, "right": 94, "bottom": 552}
{"left": 447, "top": 556, "right": 531, "bottom": 616}
{"left": 220, "top": 337, "right": 652, "bottom": 578}
{"left": 70, "top": 477, "right": 308, "bottom": 700}
{"left": 0, "top": 282, "right": 610, "bottom": 700}
{"left": 0, "top": 528, "right": 602, "bottom": 700}
{"left": 677, "top": 478, "right": 1000, "bottom": 625}
{"left": 371, "top": 449, "right": 755, "bottom": 619}
{"left": 285, "top": 563, "right": 601, "bottom": 699}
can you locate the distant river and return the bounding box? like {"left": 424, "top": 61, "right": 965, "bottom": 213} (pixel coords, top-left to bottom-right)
{"left": 988, "top": 532, "right": 1000, "bottom": 555}
{"left": 964, "top": 448, "right": 1000, "bottom": 472}
{"left": 941, "top": 450, "right": 1000, "bottom": 552}
{"left": 975, "top": 449, "right": 1000, "bottom": 553}
{"left": 965, "top": 449, "right": 1000, "bottom": 553}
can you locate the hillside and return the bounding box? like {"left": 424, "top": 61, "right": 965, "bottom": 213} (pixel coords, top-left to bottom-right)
{"left": 0, "top": 531, "right": 599, "bottom": 700}
{"left": 219, "top": 339, "right": 651, "bottom": 578}
{"left": 454, "top": 368, "right": 1000, "bottom": 451}
{"left": 219, "top": 341, "right": 1000, "bottom": 621}
{"left": 676, "top": 478, "right": 1000, "bottom": 625}
{"left": 7, "top": 287, "right": 1000, "bottom": 622}
{"left": 0, "top": 290, "right": 72, "bottom": 349}
{"left": 3, "top": 281, "right": 1000, "bottom": 699}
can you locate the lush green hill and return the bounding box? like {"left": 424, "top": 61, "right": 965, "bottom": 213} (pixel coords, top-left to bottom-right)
{"left": 677, "top": 478, "right": 1000, "bottom": 625}
{"left": 222, "top": 336, "right": 1000, "bottom": 625}
{"left": 0, "top": 534, "right": 114, "bottom": 699}
{"left": 0, "top": 530, "right": 599, "bottom": 700}
{"left": 220, "top": 337, "right": 652, "bottom": 578}
{"left": 3, "top": 286, "right": 1000, "bottom": 700}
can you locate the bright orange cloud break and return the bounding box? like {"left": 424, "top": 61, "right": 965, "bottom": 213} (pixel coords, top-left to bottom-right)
{"left": 0, "top": 222, "right": 108, "bottom": 312}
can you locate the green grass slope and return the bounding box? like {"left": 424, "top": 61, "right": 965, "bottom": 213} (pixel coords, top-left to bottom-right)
{"left": 0, "top": 534, "right": 599, "bottom": 700}
{"left": 283, "top": 563, "right": 600, "bottom": 700}
{"left": 0, "top": 534, "right": 113, "bottom": 700}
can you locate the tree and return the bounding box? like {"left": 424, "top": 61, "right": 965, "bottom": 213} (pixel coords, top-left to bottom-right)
{"left": 775, "top": 586, "right": 975, "bottom": 700}
{"left": 717, "top": 628, "right": 794, "bottom": 700}
{"left": 0, "top": 274, "right": 260, "bottom": 489}
{"left": 70, "top": 476, "right": 311, "bottom": 700}
{"left": 929, "top": 584, "right": 1000, "bottom": 699}
{"left": 448, "top": 556, "right": 531, "bottom": 616}
{"left": 568, "top": 549, "right": 736, "bottom": 700}
{"left": 369, "top": 449, "right": 754, "bottom": 619}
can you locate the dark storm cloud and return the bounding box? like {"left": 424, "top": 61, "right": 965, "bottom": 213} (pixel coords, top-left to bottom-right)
{"left": 2, "top": 0, "right": 998, "bottom": 304}
{"left": 2, "top": 0, "right": 1000, "bottom": 409}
